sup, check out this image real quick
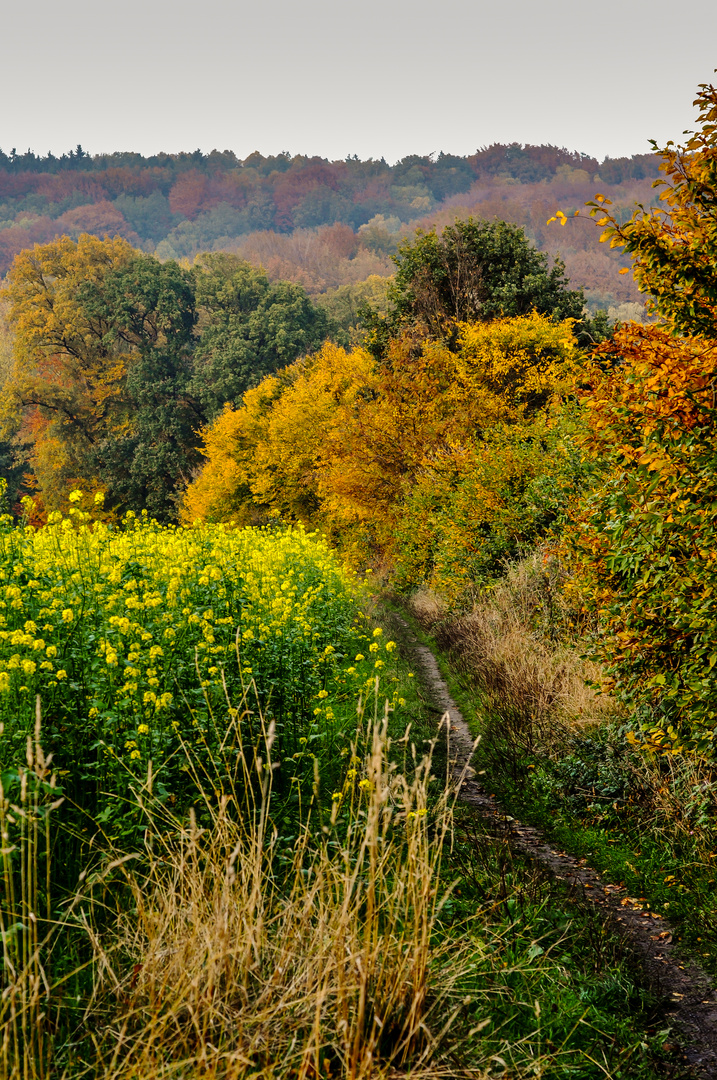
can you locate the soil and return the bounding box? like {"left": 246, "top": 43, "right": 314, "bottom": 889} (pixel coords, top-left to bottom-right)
{"left": 385, "top": 607, "right": 717, "bottom": 1080}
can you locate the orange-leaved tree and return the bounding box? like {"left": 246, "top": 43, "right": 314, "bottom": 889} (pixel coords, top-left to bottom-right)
{"left": 585, "top": 80, "right": 717, "bottom": 337}
{"left": 558, "top": 78, "right": 717, "bottom": 753}
{"left": 569, "top": 322, "right": 717, "bottom": 752}
{"left": 318, "top": 314, "right": 580, "bottom": 561}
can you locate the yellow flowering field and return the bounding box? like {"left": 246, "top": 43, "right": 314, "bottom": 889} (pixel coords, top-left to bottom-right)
{"left": 0, "top": 498, "right": 401, "bottom": 839}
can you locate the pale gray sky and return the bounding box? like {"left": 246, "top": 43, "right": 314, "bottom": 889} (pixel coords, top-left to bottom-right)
{"left": 3, "top": 0, "right": 716, "bottom": 162}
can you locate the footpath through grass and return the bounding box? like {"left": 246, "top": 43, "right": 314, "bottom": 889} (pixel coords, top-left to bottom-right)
{"left": 383, "top": 596, "right": 705, "bottom": 1078}
{"left": 390, "top": 592, "right": 717, "bottom": 989}
{"left": 452, "top": 649, "right": 717, "bottom": 980}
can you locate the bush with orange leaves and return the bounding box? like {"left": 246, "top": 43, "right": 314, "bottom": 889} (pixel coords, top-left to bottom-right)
{"left": 568, "top": 322, "right": 717, "bottom": 753}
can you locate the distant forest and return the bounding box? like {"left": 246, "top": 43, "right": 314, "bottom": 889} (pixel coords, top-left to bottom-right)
{"left": 0, "top": 142, "right": 661, "bottom": 312}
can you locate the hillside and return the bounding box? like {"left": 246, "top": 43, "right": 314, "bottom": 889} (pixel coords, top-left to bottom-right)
{"left": 0, "top": 143, "right": 659, "bottom": 312}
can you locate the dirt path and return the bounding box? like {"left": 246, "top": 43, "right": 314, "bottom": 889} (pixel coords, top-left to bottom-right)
{"left": 386, "top": 608, "right": 717, "bottom": 1079}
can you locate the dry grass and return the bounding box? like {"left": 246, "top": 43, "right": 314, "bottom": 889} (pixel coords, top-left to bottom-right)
{"left": 0, "top": 706, "right": 63, "bottom": 1080}
{"left": 0, "top": 699, "right": 498, "bottom": 1080}
{"left": 0, "top": 690, "right": 608, "bottom": 1080}
{"left": 85, "top": 713, "right": 475, "bottom": 1080}
{"left": 411, "top": 550, "right": 620, "bottom": 766}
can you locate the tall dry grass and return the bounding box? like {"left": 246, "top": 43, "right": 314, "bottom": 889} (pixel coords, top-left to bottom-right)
{"left": 413, "top": 550, "right": 620, "bottom": 769}
{"left": 85, "top": 711, "right": 474, "bottom": 1080}
{"left": 0, "top": 704, "right": 64, "bottom": 1080}
{"left": 0, "top": 695, "right": 496, "bottom": 1080}
{"left": 0, "top": 688, "right": 606, "bottom": 1080}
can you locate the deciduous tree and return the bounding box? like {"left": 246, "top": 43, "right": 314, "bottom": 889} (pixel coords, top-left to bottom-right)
{"left": 191, "top": 253, "right": 333, "bottom": 420}
{"left": 2, "top": 234, "right": 137, "bottom": 508}
{"left": 364, "top": 219, "right": 585, "bottom": 354}
{"left": 587, "top": 80, "right": 717, "bottom": 336}
{"left": 569, "top": 323, "right": 717, "bottom": 752}
{"left": 77, "top": 253, "right": 202, "bottom": 519}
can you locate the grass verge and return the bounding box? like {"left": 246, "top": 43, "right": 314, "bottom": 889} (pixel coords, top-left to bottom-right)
{"left": 389, "top": 557, "right": 717, "bottom": 985}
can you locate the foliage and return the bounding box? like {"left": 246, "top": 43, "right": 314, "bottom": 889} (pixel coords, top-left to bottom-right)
{"left": 182, "top": 342, "right": 375, "bottom": 526}
{"left": 315, "top": 274, "right": 391, "bottom": 345}
{"left": 191, "top": 252, "right": 332, "bottom": 420}
{"left": 2, "top": 239, "right": 332, "bottom": 518}
{"left": 1, "top": 234, "right": 138, "bottom": 510}
{"left": 587, "top": 80, "right": 717, "bottom": 337}
{"left": 77, "top": 252, "right": 203, "bottom": 519}
{"left": 322, "top": 315, "right": 582, "bottom": 594}
{"left": 0, "top": 145, "right": 658, "bottom": 322}
{"left": 184, "top": 315, "right": 583, "bottom": 599}
{"left": 363, "top": 218, "right": 586, "bottom": 354}
{"left": 568, "top": 323, "right": 717, "bottom": 753}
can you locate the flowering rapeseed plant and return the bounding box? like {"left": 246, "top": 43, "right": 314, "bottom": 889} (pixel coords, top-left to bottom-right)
{"left": 0, "top": 508, "right": 404, "bottom": 841}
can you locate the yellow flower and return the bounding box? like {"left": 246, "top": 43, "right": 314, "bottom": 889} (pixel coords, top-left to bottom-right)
{"left": 318, "top": 689, "right": 328, "bottom": 699}
{"left": 93, "top": 492, "right": 105, "bottom": 505}
{"left": 56, "top": 669, "right": 67, "bottom": 680}
{"left": 372, "top": 628, "right": 382, "bottom": 638}
{"left": 68, "top": 490, "right": 83, "bottom": 503}
{"left": 137, "top": 724, "right": 149, "bottom": 735}
{"left": 62, "top": 609, "right": 74, "bottom": 623}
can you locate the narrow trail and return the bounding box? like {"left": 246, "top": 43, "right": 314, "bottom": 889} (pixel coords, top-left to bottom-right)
{"left": 386, "top": 608, "right": 717, "bottom": 1080}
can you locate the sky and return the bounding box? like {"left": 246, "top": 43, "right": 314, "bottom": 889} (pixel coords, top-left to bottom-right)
{"left": 3, "top": 0, "right": 717, "bottom": 164}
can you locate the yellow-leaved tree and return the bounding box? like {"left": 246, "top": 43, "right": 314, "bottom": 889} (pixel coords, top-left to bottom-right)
{"left": 183, "top": 314, "right": 582, "bottom": 595}
{"left": 181, "top": 342, "right": 375, "bottom": 527}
